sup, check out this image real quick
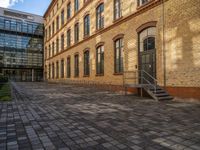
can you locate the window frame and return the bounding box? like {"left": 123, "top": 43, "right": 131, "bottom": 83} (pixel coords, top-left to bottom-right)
{"left": 74, "top": 54, "right": 79, "bottom": 77}
{"left": 74, "top": 0, "right": 79, "bottom": 13}
{"left": 96, "top": 45, "right": 104, "bottom": 75}
{"left": 67, "top": 56, "right": 71, "bottom": 78}
{"left": 56, "top": 61, "right": 59, "bottom": 78}
{"left": 61, "top": 59, "right": 65, "bottom": 78}
{"left": 61, "top": 9, "right": 65, "bottom": 26}
{"left": 84, "top": 50, "right": 90, "bottom": 76}
{"left": 96, "top": 3, "right": 104, "bottom": 30}
{"left": 74, "top": 22, "right": 79, "bottom": 43}
{"left": 114, "top": 0, "right": 122, "bottom": 20}
{"left": 114, "top": 38, "right": 124, "bottom": 74}
{"left": 84, "top": 14, "right": 90, "bottom": 37}
{"left": 61, "top": 34, "right": 64, "bottom": 51}
{"left": 67, "top": 2, "right": 71, "bottom": 20}
{"left": 67, "top": 29, "right": 71, "bottom": 47}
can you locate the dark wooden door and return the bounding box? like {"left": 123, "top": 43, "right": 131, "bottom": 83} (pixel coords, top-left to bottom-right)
{"left": 139, "top": 49, "right": 156, "bottom": 84}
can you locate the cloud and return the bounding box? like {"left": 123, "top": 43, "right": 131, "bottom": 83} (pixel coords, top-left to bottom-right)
{"left": 0, "top": 0, "right": 23, "bottom": 8}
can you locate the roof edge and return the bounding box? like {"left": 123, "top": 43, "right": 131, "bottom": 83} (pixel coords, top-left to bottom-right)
{"left": 43, "top": 0, "right": 57, "bottom": 18}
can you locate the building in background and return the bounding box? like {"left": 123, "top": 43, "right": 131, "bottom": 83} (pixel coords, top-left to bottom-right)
{"left": 0, "top": 7, "right": 44, "bottom": 81}
{"left": 44, "top": 0, "right": 200, "bottom": 100}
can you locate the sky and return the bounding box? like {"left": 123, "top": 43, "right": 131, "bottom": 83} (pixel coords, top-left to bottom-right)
{"left": 0, "top": 0, "right": 51, "bottom": 16}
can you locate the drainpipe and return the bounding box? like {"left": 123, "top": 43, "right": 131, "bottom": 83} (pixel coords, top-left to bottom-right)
{"left": 162, "top": 0, "right": 166, "bottom": 88}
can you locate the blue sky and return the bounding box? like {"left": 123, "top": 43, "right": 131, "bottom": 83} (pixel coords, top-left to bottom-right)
{"left": 0, "top": 0, "right": 51, "bottom": 16}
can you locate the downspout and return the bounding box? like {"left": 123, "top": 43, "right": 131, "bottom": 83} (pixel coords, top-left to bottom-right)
{"left": 162, "top": 0, "right": 166, "bottom": 88}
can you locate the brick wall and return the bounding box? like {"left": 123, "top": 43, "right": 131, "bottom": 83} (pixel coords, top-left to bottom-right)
{"left": 44, "top": 0, "right": 200, "bottom": 99}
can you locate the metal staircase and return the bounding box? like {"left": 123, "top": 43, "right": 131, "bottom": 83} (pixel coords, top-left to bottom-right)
{"left": 123, "top": 70, "right": 173, "bottom": 101}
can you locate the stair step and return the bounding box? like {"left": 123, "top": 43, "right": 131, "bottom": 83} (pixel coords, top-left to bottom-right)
{"left": 155, "top": 93, "right": 169, "bottom": 97}
{"left": 158, "top": 96, "right": 174, "bottom": 101}
{"left": 152, "top": 90, "right": 166, "bottom": 94}
{"left": 148, "top": 87, "right": 163, "bottom": 91}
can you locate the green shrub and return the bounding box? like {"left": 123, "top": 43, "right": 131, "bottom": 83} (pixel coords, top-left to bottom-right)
{"left": 0, "top": 82, "right": 11, "bottom": 101}
{"left": 0, "top": 96, "right": 11, "bottom": 101}
{"left": 0, "top": 75, "right": 8, "bottom": 83}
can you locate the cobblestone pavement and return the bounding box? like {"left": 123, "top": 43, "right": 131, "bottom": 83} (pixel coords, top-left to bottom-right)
{"left": 0, "top": 82, "right": 200, "bottom": 150}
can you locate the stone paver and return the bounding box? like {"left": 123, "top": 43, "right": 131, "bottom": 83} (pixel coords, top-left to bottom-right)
{"left": 0, "top": 82, "right": 200, "bottom": 150}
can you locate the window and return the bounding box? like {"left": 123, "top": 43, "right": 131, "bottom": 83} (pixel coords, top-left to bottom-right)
{"left": 96, "top": 45, "right": 104, "bottom": 75}
{"left": 74, "top": 0, "right": 79, "bottom": 12}
{"left": 138, "top": 0, "right": 149, "bottom": 6}
{"left": 52, "top": 21, "right": 55, "bottom": 35}
{"left": 84, "top": 15, "right": 90, "bottom": 37}
{"left": 67, "top": 57, "right": 71, "bottom": 78}
{"left": 61, "top": 34, "right": 64, "bottom": 51}
{"left": 61, "top": 10, "right": 65, "bottom": 26}
{"left": 74, "top": 23, "right": 79, "bottom": 43}
{"left": 45, "top": 29, "right": 47, "bottom": 40}
{"left": 67, "top": 2, "right": 71, "bottom": 19}
{"left": 67, "top": 29, "right": 71, "bottom": 47}
{"left": 114, "top": 0, "right": 122, "bottom": 20}
{"left": 56, "top": 38, "right": 59, "bottom": 53}
{"left": 49, "top": 25, "right": 51, "bottom": 38}
{"left": 84, "top": 50, "right": 90, "bottom": 76}
{"left": 61, "top": 59, "right": 64, "bottom": 78}
{"left": 52, "top": 63, "right": 55, "bottom": 79}
{"left": 114, "top": 38, "right": 124, "bottom": 73}
{"left": 56, "top": 16, "right": 59, "bottom": 31}
{"left": 45, "top": 46, "right": 47, "bottom": 59}
{"left": 74, "top": 54, "right": 79, "bottom": 77}
{"left": 143, "top": 37, "right": 155, "bottom": 51}
{"left": 96, "top": 3, "right": 104, "bottom": 30}
{"left": 139, "top": 27, "right": 156, "bottom": 52}
{"left": 56, "top": 61, "right": 59, "bottom": 78}
{"left": 49, "top": 44, "right": 51, "bottom": 58}
{"left": 52, "top": 42, "right": 55, "bottom": 56}
{"left": 49, "top": 64, "right": 51, "bottom": 79}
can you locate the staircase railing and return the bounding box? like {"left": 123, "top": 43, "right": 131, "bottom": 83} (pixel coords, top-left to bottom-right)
{"left": 123, "top": 70, "right": 158, "bottom": 94}
{"left": 139, "top": 70, "right": 158, "bottom": 93}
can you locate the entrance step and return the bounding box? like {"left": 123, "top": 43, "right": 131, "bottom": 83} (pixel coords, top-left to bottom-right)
{"left": 144, "top": 85, "right": 173, "bottom": 101}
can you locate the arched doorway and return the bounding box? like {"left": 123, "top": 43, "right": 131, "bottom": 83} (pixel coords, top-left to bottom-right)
{"left": 138, "top": 26, "right": 156, "bottom": 83}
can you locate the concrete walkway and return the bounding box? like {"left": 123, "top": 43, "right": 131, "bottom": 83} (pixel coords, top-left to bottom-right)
{"left": 0, "top": 82, "right": 200, "bottom": 150}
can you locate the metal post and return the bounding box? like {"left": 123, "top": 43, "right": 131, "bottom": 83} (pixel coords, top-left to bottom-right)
{"left": 32, "top": 69, "right": 34, "bottom": 82}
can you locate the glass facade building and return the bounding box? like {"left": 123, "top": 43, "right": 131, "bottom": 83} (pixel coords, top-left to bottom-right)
{"left": 0, "top": 8, "right": 44, "bottom": 81}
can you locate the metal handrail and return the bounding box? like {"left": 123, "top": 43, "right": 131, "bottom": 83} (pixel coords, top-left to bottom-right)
{"left": 123, "top": 70, "right": 158, "bottom": 94}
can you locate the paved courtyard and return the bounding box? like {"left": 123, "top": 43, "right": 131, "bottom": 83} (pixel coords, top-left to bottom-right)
{"left": 0, "top": 82, "right": 200, "bottom": 150}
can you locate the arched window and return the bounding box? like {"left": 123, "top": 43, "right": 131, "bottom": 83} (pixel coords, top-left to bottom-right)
{"left": 114, "top": 0, "right": 121, "bottom": 20}
{"left": 49, "top": 64, "right": 51, "bottom": 79}
{"left": 61, "top": 59, "right": 64, "bottom": 78}
{"left": 67, "top": 2, "right": 71, "bottom": 19}
{"left": 114, "top": 38, "right": 124, "bottom": 73}
{"left": 74, "top": 22, "right": 79, "bottom": 43}
{"left": 67, "top": 29, "right": 71, "bottom": 47}
{"left": 74, "top": 0, "right": 79, "bottom": 12}
{"left": 67, "top": 56, "right": 71, "bottom": 78}
{"left": 84, "top": 14, "right": 90, "bottom": 37}
{"left": 96, "top": 45, "right": 104, "bottom": 75}
{"left": 96, "top": 3, "right": 104, "bottom": 30}
{"left": 139, "top": 27, "right": 156, "bottom": 52}
{"left": 52, "top": 42, "right": 55, "bottom": 56}
{"left": 74, "top": 54, "right": 79, "bottom": 77}
{"left": 138, "top": 0, "right": 149, "bottom": 6}
{"left": 56, "top": 61, "right": 59, "bottom": 78}
{"left": 52, "top": 63, "right": 55, "bottom": 79}
{"left": 84, "top": 50, "right": 90, "bottom": 76}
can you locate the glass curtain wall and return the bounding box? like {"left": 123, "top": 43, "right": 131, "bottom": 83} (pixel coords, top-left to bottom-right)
{"left": 0, "top": 16, "right": 44, "bottom": 81}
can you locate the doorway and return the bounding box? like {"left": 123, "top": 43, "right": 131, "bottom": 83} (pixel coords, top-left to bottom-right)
{"left": 138, "top": 27, "right": 156, "bottom": 84}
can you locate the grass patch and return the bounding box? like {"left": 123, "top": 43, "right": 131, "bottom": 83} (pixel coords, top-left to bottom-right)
{"left": 0, "top": 82, "right": 11, "bottom": 101}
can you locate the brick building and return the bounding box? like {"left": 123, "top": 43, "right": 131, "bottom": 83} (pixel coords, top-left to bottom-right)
{"left": 44, "top": 0, "right": 200, "bottom": 100}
